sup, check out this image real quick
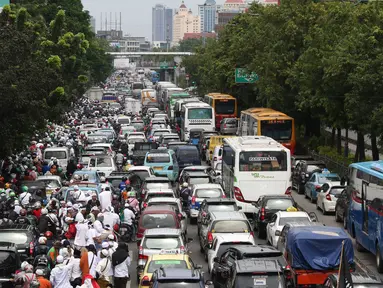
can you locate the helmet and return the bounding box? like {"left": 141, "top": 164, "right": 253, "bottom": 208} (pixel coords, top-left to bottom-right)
{"left": 128, "top": 191, "right": 135, "bottom": 198}
{"left": 34, "top": 201, "right": 42, "bottom": 209}
{"left": 100, "top": 176, "right": 106, "bottom": 183}
{"left": 9, "top": 191, "right": 15, "bottom": 197}
{"left": 41, "top": 208, "right": 48, "bottom": 215}
{"left": 4, "top": 183, "right": 10, "bottom": 189}
{"left": 182, "top": 182, "right": 188, "bottom": 188}
{"left": 19, "top": 209, "right": 27, "bottom": 216}
{"left": 57, "top": 167, "right": 63, "bottom": 173}
{"left": 14, "top": 200, "right": 20, "bottom": 206}
{"left": 127, "top": 160, "right": 133, "bottom": 165}
{"left": 38, "top": 236, "right": 47, "bottom": 244}
{"left": 22, "top": 186, "right": 28, "bottom": 192}
{"left": 44, "top": 231, "right": 53, "bottom": 239}
{"left": 83, "top": 174, "right": 89, "bottom": 180}
{"left": 113, "top": 194, "right": 118, "bottom": 200}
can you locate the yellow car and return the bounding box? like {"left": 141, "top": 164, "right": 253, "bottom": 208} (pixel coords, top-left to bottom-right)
{"left": 138, "top": 254, "right": 198, "bottom": 288}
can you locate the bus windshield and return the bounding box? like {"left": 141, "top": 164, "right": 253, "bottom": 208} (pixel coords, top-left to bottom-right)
{"left": 261, "top": 120, "right": 292, "bottom": 141}
{"left": 188, "top": 108, "right": 212, "bottom": 119}
{"left": 238, "top": 151, "right": 288, "bottom": 172}
{"left": 215, "top": 99, "right": 235, "bottom": 114}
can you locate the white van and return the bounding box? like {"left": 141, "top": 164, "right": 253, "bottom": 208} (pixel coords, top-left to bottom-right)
{"left": 211, "top": 145, "right": 223, "bottom": 169}
{"left": 43, "top": 147, "right": 70, "bottom": 171}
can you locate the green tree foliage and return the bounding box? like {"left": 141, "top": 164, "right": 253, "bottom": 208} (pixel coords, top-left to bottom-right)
{"left": 0, "top": 1, "right": 112, "bottom": 158}
{"left": 183, "top": 0, "right": 383, "bottom": 161}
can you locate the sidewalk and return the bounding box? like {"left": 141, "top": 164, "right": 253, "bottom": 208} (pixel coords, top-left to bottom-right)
{"left": 325, "top": 128, "right": 383, "bottom": 159}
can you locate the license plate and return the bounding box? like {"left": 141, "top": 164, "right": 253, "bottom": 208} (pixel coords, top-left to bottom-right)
{"left": 185, "top": 163, "right": 193, "bottom": 166}
{"left": 160, "top": 249, "right": 178, "bottom": 254}
{"left": 154, "top": 167, "right": 163, "bottom": 171}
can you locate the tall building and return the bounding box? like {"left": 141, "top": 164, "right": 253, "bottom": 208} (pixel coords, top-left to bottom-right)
{"left": 152, "top": 4, "right": 173, "bottom": 43}
{"left": 215, "top": 0, "right": 247, "bottom": 33}
{"left": 198, "top": 0, "right": 220, "bottom": 33}
{"left": 90, "top": 16, "right": 96, "bottom": 33}
{"left": 173, "top": 1, "right": 201, "bottom": 45}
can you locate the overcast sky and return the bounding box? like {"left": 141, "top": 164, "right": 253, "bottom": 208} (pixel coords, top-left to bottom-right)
{"left": 81, "top": 0, "right": 227, "bottom": 39}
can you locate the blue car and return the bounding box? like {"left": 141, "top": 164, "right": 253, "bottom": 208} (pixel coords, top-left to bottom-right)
{"left": 144, "top": 149, "right": 179, "bottom": 182}
{"left": 304, "top": 170, "right": 341, "bottom": 202}
{"left": 71, "top": 170, "right": 101, "bottom": 183}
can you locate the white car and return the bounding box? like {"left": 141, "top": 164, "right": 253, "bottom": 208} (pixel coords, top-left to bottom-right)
{"left": 190, "top": 184, "right": 225, "bottom": 221}
{"left": 211, "top": 146, "right": 222, "bottom": 169}
{"left": 89, "top": 143, "right": 115, "bottom": 157}
{"left": 128, "top": 132, "right": 145, "bottom": 138}
{"left": 266, "top": 211, "right": 312, "bottom": 247}
{"left": 316, "top": 183, "right": 346, "bottom": 214}
{"left": 128, "top": 166, "right": 155, "bottom": 179}
{"left": 207, "top": 234, "right": 255, "bottom": 273}
{"left": 88, "top": 156, "right": 116, "bottom": 177}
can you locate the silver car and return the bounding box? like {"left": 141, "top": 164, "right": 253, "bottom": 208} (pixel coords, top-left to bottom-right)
{"left": 220, "top": 118, "right": 238, "bottom": 135}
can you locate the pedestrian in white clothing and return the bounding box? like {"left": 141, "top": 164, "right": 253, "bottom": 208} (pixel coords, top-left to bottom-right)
{"left": 87, "top": 245, "right": 99, "bottom": 278}
{"left": 74, "top": 220, "right": 89, "bottom": 249}
{"left": 95, "top": 249, "right": 112, "bottom": 286}
{"left": 50, "top": 255, "right": 73, "bottom": 288}
{"left": 99, "top": 188, "right": 112, "bottom": 212}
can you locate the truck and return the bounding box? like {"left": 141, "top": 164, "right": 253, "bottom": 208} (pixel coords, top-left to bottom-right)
{"left": 85, "top": 87, "right": 103, "bottom": 101}
{"left": 125, "top": 98, "right": 142, "bottom": 115}
{"left": 285, "top": 226, "right": 354, "bottom": 287}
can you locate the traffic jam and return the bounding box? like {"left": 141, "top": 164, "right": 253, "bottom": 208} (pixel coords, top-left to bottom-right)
{"left": 3, "top": 69, "right": 383, "bottom": 288}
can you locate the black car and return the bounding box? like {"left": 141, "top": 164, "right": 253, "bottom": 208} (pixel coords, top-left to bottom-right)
{"left": 292, "top": 160, "right": 327, "bottom": 193}
{"left": 0, "top": 225, "right": 38, "bottom": 261}
{"left": 197, "top": 198, "right": 240, "bottom": 235}
{"left": 131, "top": 142, "right": 158, "bottom": 165}
{"left": 335, "top": 188, "right": 350, "bottom": 228}
{"left": 324, "top": 272, "right": 383, "bottom": 288}
{"left": 166, "top": 141, "right": 188, "bottom": 152}
{"left": 106, "top": 172, "right": 142, "bottom": 194}
{"left": 291, "top": 155, "right": 314, "bottom": 171}
{"left": 0, "top": 242, "right": 20, "bottom": 281}
{"left": 252, "top": 195, "right": 297, "bottom": 239}
{"left": 149, "top": 268, "right": 211, "bottom": 288}
{"left": 212, "top": 245, "right": 289, "bottom": 288}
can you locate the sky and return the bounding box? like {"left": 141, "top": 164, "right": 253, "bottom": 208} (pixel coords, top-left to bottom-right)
{"left": 81, "top": 0, "right": 227, "bottom": 40}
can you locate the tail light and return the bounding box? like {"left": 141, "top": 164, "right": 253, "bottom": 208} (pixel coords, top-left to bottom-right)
{"left": 285, "top": 187, "right": 292, "bottom": 195}
{"left": 138, "top": 246, "right": 148, "bottom": 260}
{"left": 168, "top": 166, "right": 173, "bottom": 170}
{"left": 224, "top": 124, "right": 227, "bottom": 128}
{"left": 234, "top": 186, "right": 245, "bottom": 202}
{"left": 178, "top": 213, "right": 182, "bottom": 219}
{"left": 326, "top": 194, "right": 332, "bottom": 201}
{"left": 260, "top": 208, "right": 265, "bottom": 221}
{"left": 141, "top": 276, "right": 151, "bottom": 286}
{"left": 191, "top": 196, "right": 196, "bottom": 205}
{"left": 250, "top": 231, "right": 254, "bottom": 237}
{"left": 141, "top": 193, "right": 145, "bottom": 199}
{"left": 222, "top": 194, "right": 226, "bottom": 198}
{"left": 207, "top": 231, "right": 213, "bottom": 244}
{"left": 213, "top": 157, "right": 217, "bottom": 161}
{"left": 29, "top": 242, "right": 34, "bottom": 255}
{"left": 180, "top": 246, "right": 185, "bottom": 253}
{"left": 284, "top": 265, "right": 292, "bottom": 280}
{"left": 143, "top": 203, "right": 148, "bottom": 208}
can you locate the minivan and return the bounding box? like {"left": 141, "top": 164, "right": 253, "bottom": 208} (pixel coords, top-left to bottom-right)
{"left": 43, "top": 147, "right": 70, "bottom": 171}
{"left": 144, "top": 149, "right": 179, "bottom": 182}
{"left": 175, "top": 145, "right": 201, "bottom": 171}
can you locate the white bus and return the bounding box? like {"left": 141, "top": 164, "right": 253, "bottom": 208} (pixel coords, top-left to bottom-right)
{"left": 222, "top": 136, "right": 292, "bottom": 214}
{"left": 180, "top": 102, "right": 215, "bottom": 141}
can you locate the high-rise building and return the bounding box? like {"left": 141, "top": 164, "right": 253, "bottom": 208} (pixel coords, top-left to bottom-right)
{"left": 173, "top": 1, "right": 201, "bottom": 45}
{"left": 198, "top": 0, "right": 220, "bottom": 33}
{"left": 215, "top": 0, "right": 247, "bottom": 33}
{"left": 90, "top": 16, "right": 96, "bottom": 33}
{"left": 152, "top": 4, "right": 173, "bottom": 43}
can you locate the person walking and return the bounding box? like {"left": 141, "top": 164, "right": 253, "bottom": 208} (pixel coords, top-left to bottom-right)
{"left": 112, "top": 242, "right": 131, "bottom": 288}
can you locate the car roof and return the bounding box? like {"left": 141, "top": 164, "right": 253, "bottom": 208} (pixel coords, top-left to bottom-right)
{"left": 229, "top": 245, "right": 282, "bottom": 256}
{"left": 236, "top": 259, "right": 282, "bottom": 273}
{"left": 183, "top": 165, "right": 210, "bottom": 171}
{"left": 261, "top": 194, "right": 295, "bottom": 200}
{"left": 215, "top": 234, "right": 255, "bottom": 243}
{"left": 144, "top": 177, "right": 170, "bottom": 182}
{"left": 210, "top": 211, "right": 247, "bottom": 220}
{"left": 0, "top": 224, "right": 33, "bottom": 231}
{"left": 144, "top": 228, "right": 182, "bottom": 236}
{"left": 142, "top": 205, "right": 177, "bottom": 213}
{"left": 146, "top": 189, "right": 174, "bottom": 194}
{"left": 37, "top": 176, "right": 61, "bottom": 181}
{"left": 192, "top": 184, "right": 222, "bottom": 189}
{"left": 277, "top": 211, "right": 309, "bottom": 218}
{"left": 203, "top": 198, "right": 236, "bottom": 204}
{"left": 148, "top": 197, "right": 179, "bottom": 203}
{"left": 283, "top": 222, "right": 324, "bottom": 229}
{"left": 129, "top": 166, "right": 150, "bottom": 171}
{"left": 150, "top": 254, "right": 190, "bottom": 261}
{"left": 330, "top": 272, "right": 383, "bottom": 284}
{"left": 177, "top": 145, "right": 198, "bottom": 150}
{"left": 185, "top": 172, "right": 209, "bottom": 177}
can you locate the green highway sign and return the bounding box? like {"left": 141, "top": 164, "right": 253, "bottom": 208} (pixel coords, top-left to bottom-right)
{"left": 160, "top": 62, "right": 169, "bottom": 69}
{"left": 235, "top": 68, "right": 259, "bottom": 83}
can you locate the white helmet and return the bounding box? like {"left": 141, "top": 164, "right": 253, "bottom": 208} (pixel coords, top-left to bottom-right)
{"left": 38, "top": 236, "right": 47, "bottom": 244}
{"left": 182, "top": 182, "right": 188, "bottom": 188}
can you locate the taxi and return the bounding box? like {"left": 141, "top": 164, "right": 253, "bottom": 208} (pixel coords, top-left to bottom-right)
{"left": 138, "top": 254, "right": 200, "bottom": 288}
{"left": 144, "top": 149, "right": 179, "bottom": 182}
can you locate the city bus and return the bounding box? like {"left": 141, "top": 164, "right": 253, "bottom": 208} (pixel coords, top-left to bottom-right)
{"left": 166, "top": 92, "right": 191, "bottom": 121}
{"left": 180, "top": 102, "right": 215, "bottom": 142}
{"left": 222, "top": 136, "right": 292, "bottom": 215}
{"left": 347, "top": 161, "right": 383, "bottom": 272}
{"left": 203, "top": 93, "right": 237, "bottom": 129}
{"left": 238, "top": 108, "right": 296, "bottom": 154}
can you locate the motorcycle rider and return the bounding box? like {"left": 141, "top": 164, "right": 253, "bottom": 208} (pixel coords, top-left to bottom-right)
{"left": 118, "top": 177, "right": 127, "bottom": 192}
{"left": 19, "top": 185, "right": 32, "bottom": 207}
{"left": 126, "top": 191, "right": 139, "bottom": 213}
{"left": 116, "top": 149, "right": 124, "bottom": 170}
{"left": 180, "top": 182, "right": 191, "bottom": 210}
{"left": 121, "top": 203, "right": 136, "bottom": 241}
{"left": 15, "top": 209, "right": 32, "bottom": 225}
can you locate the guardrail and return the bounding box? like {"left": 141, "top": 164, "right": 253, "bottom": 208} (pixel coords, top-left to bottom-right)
{"left": 309, "top": 150, "right": 349, "bottom": 177}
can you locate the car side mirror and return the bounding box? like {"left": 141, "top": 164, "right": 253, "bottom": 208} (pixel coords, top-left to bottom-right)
{"left": 275, "top": 230, "right": 281, "bottom": 236}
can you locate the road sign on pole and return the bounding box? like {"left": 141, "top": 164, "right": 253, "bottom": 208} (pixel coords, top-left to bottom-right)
{"left": 235, "top": 68, "right": 259, "bottom": 83}
{"left": 160, "top": 62, "right": 168, "bottom": 69}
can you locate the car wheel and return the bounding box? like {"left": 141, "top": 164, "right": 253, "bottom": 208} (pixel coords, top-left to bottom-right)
{"left": 322, "top": 204, "right": 327, "bottom": 215}
{"left": 377, "top": 246, "right": 383, "bottom": 273}
{"left": 335, "top": 207, "right": 341, "bottom": 222}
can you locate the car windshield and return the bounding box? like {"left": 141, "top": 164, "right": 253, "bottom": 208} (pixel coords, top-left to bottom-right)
{"left": 153, "top": 131, "right": 170, "bottom": 137}
{"left": 235, "top": 274, "right": 284, "bottom": 288}
{"left": 0, "top": 232, "right": 28, "bottom": 244}
{"left": 239, "top": 151, "right": 287, "bottom": 172}
{"left": 329, "top": 187, "right": 345, "bottom": 196}
{"left": 318, "top": 175, "right": 341, "bottom": 183}
{"left": 36, "top": 179, "right": 60, "bottom": 188}
{"left": 146, "top": 183, "right": 171, "bottom": 190}
{"left": 133, "top": 83, "right": 144, "bottom": 89}
{"left": 208, "top": 204, "right": 237, "bottom": 212}
{"left": 265, "top": 199, "right": 294, "bottom": 210}
{"left": 132, "top": 170, "right": 150, "bottom": 180}
{"left": 212, "top": 220, "right": 250, "bottom": 233}
{"left": 307, "top": 164, "right": 326, "bottom": 173}
{"left": 141, "top": 213, "right": 176, "bottom": 229}
{"left": 45, "top": 151, "right": 67, "bottom": 159}
{"left": 217, "top": 242, "right": 252, "bottom": 258}
{"left": 158, "top": 282, "right": 200, "bottom": 287}
{"left": 87, "top": 136, "right": 107, "bottom": 144}
{"left": 189, "top": 177, "right": 210, "bottom": 185}
{"left": 147, "top": 259, "right": 187, "bottom": 273}
{"left": 118, "top": 118, "right": 130, "bottom": 124}
{"left": 195, "top": 188, "right": 222, "bottom": 198}
{"left": 178, "top": 149, "right": 198, "bottom": 158}
{"left": 143, "top": 237, "right": 181, "bottom": 250}
{"left": 163, "top": 138, "right": 180, "bottom": 144}
{"left": 146, "top": 153, "right": 170, "bottom": 163}
{"left": 96, "top": 158, "right": 112, "bottom": 168}
{"left": 147, "top": 193, "right": 174, "bottom": 201}
{"left": 279, "top": 217, "right": 309, "bottom": 225}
